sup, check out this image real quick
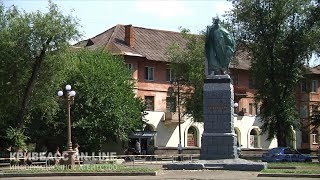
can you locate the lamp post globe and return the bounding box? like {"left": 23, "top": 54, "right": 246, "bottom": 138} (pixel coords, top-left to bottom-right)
{"left": 58, "top": 91, "right": 63, "bottom": 97}
{"left": 69, "top": 90, "right": 76, "bottom": 97}
{"left": 65, "top": 84, "right": 71, "bottom": 91}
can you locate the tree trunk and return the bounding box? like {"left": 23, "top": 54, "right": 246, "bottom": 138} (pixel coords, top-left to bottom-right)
{"left": 277, "top": 126, "right": 287, "bottom": 147}
{"left": 15, "top": 41, "right": 50, "bottom": 129}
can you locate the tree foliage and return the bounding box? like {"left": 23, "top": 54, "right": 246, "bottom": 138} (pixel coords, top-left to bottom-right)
{"left": 0, "top": 0, "right": 80, "bottom": 134}
{"left": 166, "top": 28, "right": 205, "bottom": 122}
{"left": 5, "top": 127, "right": 28, "bottom": 151}
{"left": 0, "top": 0, "right": 80, "bottom": 149}
{"left": 0, "top": 1, "right": 144, "bottom": 152}
{"left": 227, "top": 0, "right": 320, "bottom": 146}
{"left": 310, "top": 103, "right": 320, "bottom": 130}
{"left": 61, "top": 49, "right": 145, "bottom": 151}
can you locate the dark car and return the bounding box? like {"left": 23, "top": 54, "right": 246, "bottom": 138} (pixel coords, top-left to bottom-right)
{"left": 261, "top": 147, "right": 312, "bottom": 162}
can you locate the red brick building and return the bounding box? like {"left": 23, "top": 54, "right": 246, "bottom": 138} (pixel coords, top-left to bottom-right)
{"left": 298, "top": 66, "right": 320, "bottom": 151}
{"left": 76, "top": 24, "right": 319, "bottom": 152}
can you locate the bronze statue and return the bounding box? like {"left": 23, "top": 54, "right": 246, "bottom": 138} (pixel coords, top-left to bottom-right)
{"left": 205, "top": 18, "right": 236, "bottom": 75}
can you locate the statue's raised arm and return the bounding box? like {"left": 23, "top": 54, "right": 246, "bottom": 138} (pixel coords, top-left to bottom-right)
{"left": 205, "top": 18, "right": 236, "bottom": 76}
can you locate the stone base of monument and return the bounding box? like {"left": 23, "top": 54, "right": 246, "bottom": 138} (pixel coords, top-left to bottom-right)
{"left": 163, "top": 158, "right": 267, "bottom": 171}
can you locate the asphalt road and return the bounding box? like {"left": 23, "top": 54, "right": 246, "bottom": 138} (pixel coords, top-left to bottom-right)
{"left": 0, "top": 170, "right": 313, "bottom": 180}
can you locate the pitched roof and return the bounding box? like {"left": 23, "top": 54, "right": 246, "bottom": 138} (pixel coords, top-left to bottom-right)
{"left": 230, "top": 47, "right": 252, "bottom": 70}
{"left": 83, "top": 24, "right": 188, "bottom": 62}
{"left": 80, "top": 24, "right": 251, "bottom": 70}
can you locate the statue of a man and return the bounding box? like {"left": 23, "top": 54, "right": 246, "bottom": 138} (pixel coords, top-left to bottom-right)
{"left": 205, "top": 18, "right": 236, "bottom": 75}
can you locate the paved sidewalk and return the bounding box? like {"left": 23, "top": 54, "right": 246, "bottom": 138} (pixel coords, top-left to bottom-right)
{"left": 0, "top": 170, "right": 313, "bottom": 180}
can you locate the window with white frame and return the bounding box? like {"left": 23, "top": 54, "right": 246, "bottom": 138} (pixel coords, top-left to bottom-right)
{"left": 145, "top": 96, "right": 154, "bottom": 111}
{"left": 144, "top": 66, "right": 154, "bottom": 81}
{"left": 166, "top": 68, "right": 175, "bottom": 82}
{"left": 311, "top": 80, "right": 318, "bottom": 92}
{"left": 311, "top": 130, "right": 319, "bottom": 144}
{"left": 126, "top": 63, "right": 134, "bottom": 77}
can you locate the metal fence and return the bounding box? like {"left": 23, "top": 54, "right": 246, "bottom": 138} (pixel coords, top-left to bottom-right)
{"left": 0, "top": 154, "right": 201, "bottom": 167}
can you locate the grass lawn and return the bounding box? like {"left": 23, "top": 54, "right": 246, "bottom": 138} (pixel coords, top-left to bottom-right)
{"left": 262, "top": 162, "right": 320, "bottom": 174}
{"left": 0, "top": 164, "right": 159, "bottom": 174}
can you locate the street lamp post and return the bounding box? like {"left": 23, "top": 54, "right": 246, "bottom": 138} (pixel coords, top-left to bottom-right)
{"left": 178, "top": 80, "right": 182, "bottom": 161}
{"left": 58, "top": 84, "right": 76, "bottom": 166}
{"left": 176, "top": 79, "right": 182, "bottom": 161}
{"left": 170, "top": 78, "right": 183, "bottom": 161}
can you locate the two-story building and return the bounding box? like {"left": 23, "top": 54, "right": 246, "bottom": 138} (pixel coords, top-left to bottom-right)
{"left": 77, "top": 24, "right": 313, "bottom": 154}
{"left": 298, "top": 66, "right": 320, "bottom": 152}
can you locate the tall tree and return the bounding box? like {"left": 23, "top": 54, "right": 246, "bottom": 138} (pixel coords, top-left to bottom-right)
{"left": 24, "top": 51, "right": 73, "bottom": 151}
{"left": 0, "top": 0, "right": 80, "bottom": 131}
{"left": 167, "top": 28, "right": 205, "bottom": 122}
{"left": 227, "top": 0, "right": 320, "bottom": 146}
{"left": 61, "top": 49, "right": 145, "bottom": 151}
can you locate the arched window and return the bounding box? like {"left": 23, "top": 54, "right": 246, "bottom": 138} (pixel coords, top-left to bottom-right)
{"left": 142, "top": 124, "right": 155, "bottom": 154}
{"left": 286, "top": 129, "right": 296, "bottom": 148}
{"left": 249, "top": 129, "right": 260, "bottom": 148}
{"left": 187, "top": 126, "right": 198, "bottom": 147}
{"left": 144, "top": 124, "right": 154, "bottom": 131}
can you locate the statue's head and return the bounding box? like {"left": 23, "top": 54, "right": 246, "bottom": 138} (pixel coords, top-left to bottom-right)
{"left": 212, "top": 17, "right": 220, "bottom": 25}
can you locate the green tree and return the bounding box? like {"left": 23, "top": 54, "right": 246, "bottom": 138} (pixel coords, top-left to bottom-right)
{"left": 0, "top": 0, "right": 80, "bottom": 134}
{"left": 5, "top": 127, "right": 28, "bottom": 151}
{"left": 61, "top": 49, "right": 144, "bottom": 151}
{"left": 227, "top": 0, "right": 320, "bottom": 146}
{"left": 24, "top": 51, "right": 73, "bottom": 151}
{"left": 310, "top": 103, "right": 320, "bottom": 129}
{"left": 166, "top": 28, "right": 205, "bottom": 122}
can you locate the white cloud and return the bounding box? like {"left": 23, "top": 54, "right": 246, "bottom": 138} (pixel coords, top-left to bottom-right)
{"left": 135, "top": 0, "right": 193, "bottom": 18}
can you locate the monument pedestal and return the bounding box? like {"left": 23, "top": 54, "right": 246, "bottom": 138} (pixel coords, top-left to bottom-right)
{"left": 200, "top": 75, "right": 237, "bottom": 160}
{"left": 163, "top": 75, "right": 266, "bottom": 171}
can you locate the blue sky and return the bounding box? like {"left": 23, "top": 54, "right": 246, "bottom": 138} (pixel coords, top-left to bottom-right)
{"left": 4, "top": 0, "right": 232, "bottom": 40}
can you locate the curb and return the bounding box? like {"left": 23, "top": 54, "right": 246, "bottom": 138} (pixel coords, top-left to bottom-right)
{"left": 267, "top": 166, "right": 297, "bottom": 169}
{"left": 0, "top": 171, "right": 157, "bottom": 177}
{"left": 258, "top": 173, "right": 320, "bottom": 178}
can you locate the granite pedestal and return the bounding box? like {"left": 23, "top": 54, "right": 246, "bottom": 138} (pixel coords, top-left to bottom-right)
{"left": 164, "top": 75, "right": 266, "bottom": 171}
{"left": 200, "top": 75, "right": 237, "bottom": 160}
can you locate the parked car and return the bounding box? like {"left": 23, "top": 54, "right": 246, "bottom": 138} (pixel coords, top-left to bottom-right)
{"left": 261, "top": 147, "right": 312, "bottom": 162}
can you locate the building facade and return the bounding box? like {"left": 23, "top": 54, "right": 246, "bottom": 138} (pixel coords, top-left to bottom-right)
{"left": 76, "top": 24, "right": 319, "bottom": 154}
{"left": 298, "top": 66, "right": 320, "bottom": 152}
